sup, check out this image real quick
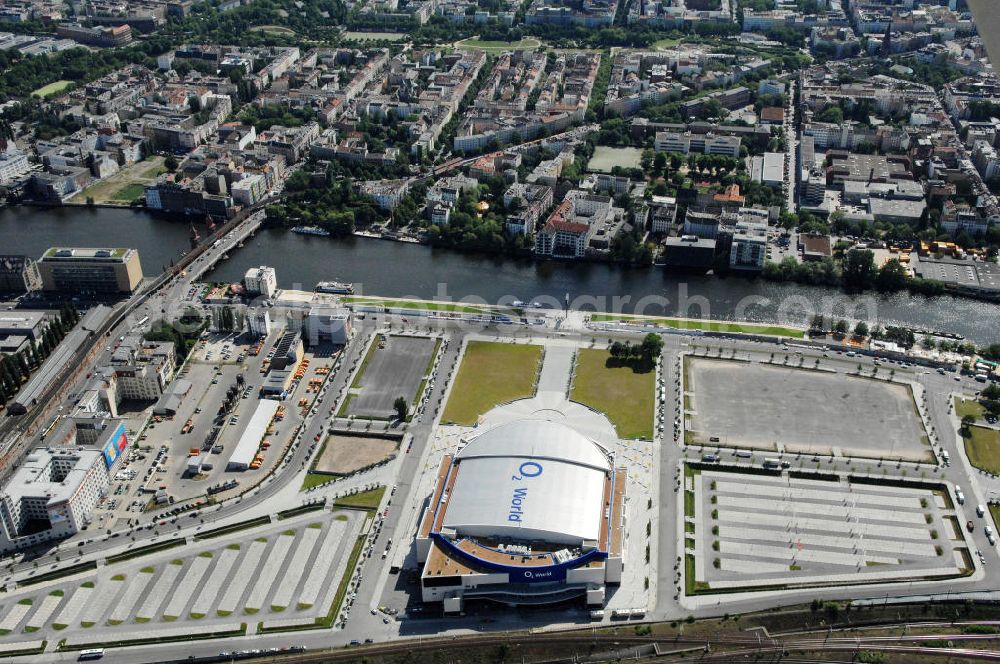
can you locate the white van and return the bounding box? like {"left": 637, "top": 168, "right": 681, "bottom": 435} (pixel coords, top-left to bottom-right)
{"left": 956, "top": 487, "right": 966, "bottom": 505}
{"left": 977, "top": 504, "right": 986, "bottom": 517}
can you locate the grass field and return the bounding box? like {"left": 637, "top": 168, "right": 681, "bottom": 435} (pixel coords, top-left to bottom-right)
{"left": 442, "top": 341, "right": 543, "bottom": 425}
{"left": 301, "top": 472, "right": 332, "bottom": 491}
{"left": 342, "top": 30, "right": 409, "bottom": 41}
{"left": 32, "top": 80, "right": 73, "bottom": 98}
{"left": 249, "top": 25, "right": 295, "bottom": 34}
{"left": 455, "top": 37, "right": 542, "bottom": 51}
{"left": 964, "top": 425, "right": 1000, "bottom": 475}
{"left": 587, "top": 146, "right": 643, "bottom": 173}
{"left": 333, "top": 486, "right": 386, "bottom": 510}
{"left": 73, "top": 156, "right": 165, "bottom": 204}
{"left": 590, "top": 313, "right": 805, "bottom": 338}
{"left": 112, "top": 183, "right": 147, "bottom": 202}
{"left": 956, "top": 397, "right": 987, "bottom": 422}
{"left": 653, "top": 37, "right": 681, "bottom": 49}
{"left": 571, "top": 348, "right": 656, "bottom": 440}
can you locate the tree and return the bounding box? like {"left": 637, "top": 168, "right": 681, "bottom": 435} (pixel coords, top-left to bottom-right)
{"left": 164, "top": 155, "right": 179, "bottom": 172}
{"left": 875, "top": 259, "right": 909, "bottom": 292}
{"left": 640, "top": 333, "right": 664, "bottom": 362}
{"left": 393, "top": 396, "right": 408, "bottom": 421}
{"left": 854, "top": 321, "right": 869, "bottom": 338}
{"left": 842, "top": 249, "right": 876, "bottom": 292}
{"left": 961, "top": 414, "right": 976, "bottom": 433}
{"left": 810, "top": 314, "right": 825, "bottom": 331}
{"left": 833, "top": 319, "right": 849, "bottom": 334}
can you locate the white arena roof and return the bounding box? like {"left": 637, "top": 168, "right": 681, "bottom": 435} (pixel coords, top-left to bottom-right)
{"left": 442, "top": 420, "right": 611, "bottom": 546}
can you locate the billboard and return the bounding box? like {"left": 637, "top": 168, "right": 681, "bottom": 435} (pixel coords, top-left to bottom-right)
{"left": 101, "top": 422, "right": 129, "bottom": 469}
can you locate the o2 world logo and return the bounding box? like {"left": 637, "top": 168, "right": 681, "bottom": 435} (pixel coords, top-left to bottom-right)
{"left": 508, "top": 461, "right": 542, "bottom": 523}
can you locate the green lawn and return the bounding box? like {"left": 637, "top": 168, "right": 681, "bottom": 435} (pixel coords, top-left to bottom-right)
{"left": 590, "top": 314, "right": 805, "bottom": 338}
{"left": 111, "top": 183, "right": 147, "bottom": 202}
{"left": 442, "top": 341, "right": 543, "bottom": 425}
{"left": 571, "top": 348, "right": 656, "bottom": 440}
{"left": 301, "top": 472, "right": 333, "bottom": 491}
{"left": 653, "top": 37, "right": 680, "bottom": 49}
{"left": 456, "top": 37, "right": 542, "bottom": 51}
{"left": 32, "top": 80, "right": 73, "bottom": 98}
{"left": 964, "top": 425, "right": 1000, "bottom": 475}
{"left": 956, "top": 397, "right": 986, "bottom": 422}
{"left": 333, "top": 486, "right": 385, "bottom": 510}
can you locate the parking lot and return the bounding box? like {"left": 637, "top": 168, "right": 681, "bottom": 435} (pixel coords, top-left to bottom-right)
{"left": 688, "top": 468, "right": 972, "bottom": 592}
{"left": 0, "top": 511, "right": 364, "bottom": 642}
{"left": 88, "top": 329, "right": 341, "bottom": 529}
{"left": 344, "top": 335, "right": 440, "bottom": 420}
{"left": 686, "top": 357, "right": 931, "bottom": 460}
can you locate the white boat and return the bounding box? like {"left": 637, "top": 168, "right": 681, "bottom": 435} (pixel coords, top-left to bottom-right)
{"left": 291, "top": 226, "right": 331, "bottom": 237}
{"left": 316, "top": 281, "right": 355, "bottom": 295}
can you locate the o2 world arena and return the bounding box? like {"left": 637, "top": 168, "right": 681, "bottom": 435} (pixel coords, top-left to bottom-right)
{"left": 416, "top": 420, "right": 627, "bottom": 611}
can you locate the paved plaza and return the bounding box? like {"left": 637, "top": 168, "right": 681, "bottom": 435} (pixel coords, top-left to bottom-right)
{"left": 688, "top": 470, "right": 971, "bottom": 593}
{"left": 686, "top": 358, "right": 930, "bottom": 460}
{"left": 346, "top": 335, "right": 439, "bottom": 419}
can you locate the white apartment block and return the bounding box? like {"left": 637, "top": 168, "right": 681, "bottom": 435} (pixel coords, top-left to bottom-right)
{"left": 654, "top": 131, "right": 741, "bottom": 157}
{"left": 244, "top": 265, "right": 277, "bottom": 299}
{"left": 0, "top": 448, "right": 108, "bottom": 552}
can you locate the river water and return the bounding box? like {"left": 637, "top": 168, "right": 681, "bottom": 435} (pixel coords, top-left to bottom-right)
{"left": 3, "top": 206, "right": 999, "bottom": 344}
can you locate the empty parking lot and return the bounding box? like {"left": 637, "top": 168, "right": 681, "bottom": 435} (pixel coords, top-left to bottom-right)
{"left": 345, "top": 335, "right": 439, "bottom": 419}
{"left": 686, "top": 358, "right": 929, "bottom": 459}
{"left": 688, "top": 469, "right": 970, "bottom": 593}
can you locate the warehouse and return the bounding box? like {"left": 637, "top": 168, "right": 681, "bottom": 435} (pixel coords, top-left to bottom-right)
{"left": 415, "top": 420, "right": 627, "bottom": 612}
{"left": 226, "top": 400, "right": 279, "bottom": 471}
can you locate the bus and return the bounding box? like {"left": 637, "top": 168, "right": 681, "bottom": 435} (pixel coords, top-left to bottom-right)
{"left": 78, "top": 649, "right": 105, "bottom": 660}
{"left": 136, "top": 316, "right": 150, "bottom": 328}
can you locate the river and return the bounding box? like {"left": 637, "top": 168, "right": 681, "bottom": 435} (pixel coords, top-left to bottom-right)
{"left": 3, "top": 206, "right": 999, "bottom": 344}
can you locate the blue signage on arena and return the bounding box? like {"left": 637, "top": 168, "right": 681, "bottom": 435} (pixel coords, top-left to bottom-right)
{"left": 513, "top": 567, "right": 566, "bottom": 583}
{"left": 508, "top": 461, "right": 543, "bottom": 523}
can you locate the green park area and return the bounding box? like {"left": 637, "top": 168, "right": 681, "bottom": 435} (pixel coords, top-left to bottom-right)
{"left": 590, "top": 313, "right": 805, "bottom": 338}
{"left": 455, "top": 37, "right": 542, "bottom": 51}
{"left": 249, "top": 25, "right": 296, "bottom": 34}
{"left": 587, "top": 146, "right": 643, "bottom": 173}
{"left": 956, "top": 397, "right": 987, "bottom": 422}
{"left": 653, "top": 37, "right": 681, "bottom": 49}
{"left": 571, "top": 348, "right": 656, "bottom": 440}
{"left": 31, "top": 80, "right": 73, "bottom": 98}
{"left": 963, "top": 425, "right": 1000, "bottom": 475}
{"left": 442, "top": 341, "right": 543, "bottom": 425}
{"left": 73, "top": 156, "right": 167, "bottom": 204}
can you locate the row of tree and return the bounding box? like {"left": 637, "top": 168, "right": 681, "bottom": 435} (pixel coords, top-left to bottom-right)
{"left": 0, "top": 305, "right": 80, "bottom": 406}
{"left": 608, "top": 334, "right": 664, "bottom": 368}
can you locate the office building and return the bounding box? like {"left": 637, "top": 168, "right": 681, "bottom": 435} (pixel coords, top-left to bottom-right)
{"left": 37, "top": 247, "right": 144, "bottom": 294}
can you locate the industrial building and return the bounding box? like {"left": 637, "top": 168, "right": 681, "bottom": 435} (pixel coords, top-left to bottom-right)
{"left": 0, "top": 311, "right": 46, "bottom": 355}
{"left": 270, "top": 330, "right": 303, "bottom": 370}
{"left": 227, "top": 400, "right": 280, "bottom": 470}
{"left": 0, "top": 256, "right": 41, "bottom": 293}
{"left": 243, "top": 265, "right": 277, "bottom": 299}
{"left": 0, "top": 447, "right": 109, "bottom": 552}
{"left": 37, "top": 247, "right": 144, "bottom": 294}
{"left": 304, "top": 306, "right": 352, "bottom": 345}
{"left": 416, "top": 420, "right": 626, "bottom": 612}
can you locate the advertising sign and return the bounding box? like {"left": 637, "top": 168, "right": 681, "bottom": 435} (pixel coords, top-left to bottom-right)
{"left": 101, "top": 422, "right": 128, "bottom": 469}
